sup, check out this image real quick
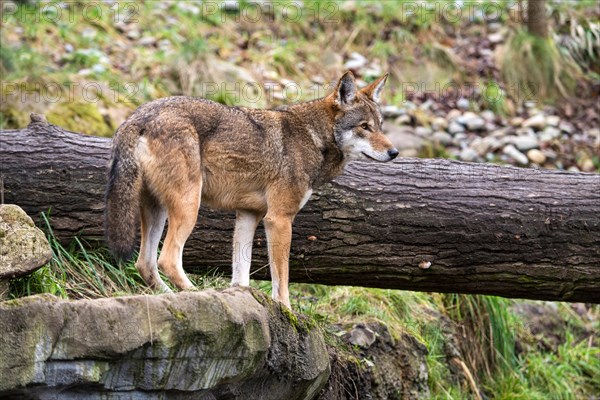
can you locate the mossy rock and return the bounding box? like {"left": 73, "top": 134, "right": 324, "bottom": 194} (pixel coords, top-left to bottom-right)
{"left": 0, "top": 204, "right": 52, "bottom": 280}
{"left": 46, "top": 100, "right": 113, "bottom": 137}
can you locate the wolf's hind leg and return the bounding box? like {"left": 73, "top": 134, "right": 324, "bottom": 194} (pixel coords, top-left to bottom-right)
{"left": 264, "top": 212, "right": 293, "bottom": 309}
{"left": 231, "top": 210, "right": 262, "bottom": 287}
{"left": 136, "top": 192, "right": 170, "bottom": 292}
{"left": 158, "top": 181, "right": 201, "bottom": 290}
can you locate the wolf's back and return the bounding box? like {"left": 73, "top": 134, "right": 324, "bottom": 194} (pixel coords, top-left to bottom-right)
{"left": 104, "top": 122, "right": 143, "bottom": 261}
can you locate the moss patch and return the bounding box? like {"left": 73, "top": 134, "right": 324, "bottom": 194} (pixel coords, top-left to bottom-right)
{"left": 46, "top": 101, "right": 112, "bottom": 137}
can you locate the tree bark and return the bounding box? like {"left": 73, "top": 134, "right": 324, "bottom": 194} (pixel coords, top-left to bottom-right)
{"left": 1, "top": 115, "right": 599, "bottom": 303}
{"left": 527, "top": 0, "right": 548, "bottom": 38}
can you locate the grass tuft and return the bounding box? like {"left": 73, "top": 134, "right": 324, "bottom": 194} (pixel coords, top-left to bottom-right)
{"left": 499, "top": 29, "right": 581, "bottom": 103}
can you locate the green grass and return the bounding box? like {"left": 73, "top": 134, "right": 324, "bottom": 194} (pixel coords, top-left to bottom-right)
{"left": 500, "top": 29, "right": 581, "bottom": 103}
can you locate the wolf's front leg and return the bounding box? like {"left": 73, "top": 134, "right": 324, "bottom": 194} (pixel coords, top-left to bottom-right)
{"left": 231, "top": 210, "right": 262, "bottom": 286}
{"left": 263, "top": 213, "right": 293, "bottom": 308}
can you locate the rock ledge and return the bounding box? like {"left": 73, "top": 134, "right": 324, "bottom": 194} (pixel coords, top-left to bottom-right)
{"left": 0, "top": 288, "right": 330, "bottom": 399}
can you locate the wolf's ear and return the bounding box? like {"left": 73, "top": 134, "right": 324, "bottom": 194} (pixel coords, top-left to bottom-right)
{"left": 334, "top": 71, "right": 357, "bottom": 106}
{"left": 361, "top": 73, "right": 388, "bottom": 104}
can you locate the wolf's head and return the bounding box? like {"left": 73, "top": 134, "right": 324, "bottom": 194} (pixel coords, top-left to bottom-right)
{"left": 330, "top": 71, "right": 398, "bottom": 162}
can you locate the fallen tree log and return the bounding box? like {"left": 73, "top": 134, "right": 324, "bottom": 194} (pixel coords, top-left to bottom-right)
{"left": 1, "top": 115, "right": 599, "bottom": 302}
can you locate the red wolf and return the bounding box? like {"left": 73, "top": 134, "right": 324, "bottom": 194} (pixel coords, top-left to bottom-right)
{"left": 105, "top": 71, "right": 398, "bottom": 308}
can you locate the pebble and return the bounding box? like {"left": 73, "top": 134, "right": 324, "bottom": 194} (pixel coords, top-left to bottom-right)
{"left": 432, "top": 117, "right": 448, "bottom": 131}
{"left": 481, "top": 110, "right": 496, "bottom": 122}
{"left": 126, "top": 29, "right": 140, "bottom": 40}
{"left": 538, "top": 127, "right": 561, "bottom": 142}
{"left": 513, "top": 135, "right": 539, "bottom": 151}
{"left": 546, "top": 115, "right": 560, "bottom": 127}
{"left": 448, "top": 120, "right": 465, "bottom": 135}
{"left": 503, "top": 145, "right": 529, "bottom": 165}
{"left": 488, "top": 33, "right": 504, "bottom": 44}
{"left": 344, "top": 52, "right": 368, "bottom": 70}
{"left": 457, "top": 98, "right": 470, "bottom": 110}
{"left": 515, "top": 127, "right": 535, "bottom": 136}
{"left": 527, "top": 149, "right": 546, "bottom": 164}
{"left": 138, "top": 36, "right": 157, "bottom": 46}
{"left": 559, "top": 121, "right": 574, "bottom": 134}
{"left": 382, "top": 105, "right": 404, "bottom": 118}
{"left": 543, "top": 149, "right": 557, "bottom": 160}
{"left": 579, "top": 157, "right": 596, "bottom": 172}
{"left": 395, "top": 114, "right": 411, "bottom": 125}
{"left": 432, "top": 131, "right": 453, "bottom": 145}
{"left": 510, "top": 117, "right": 524, "bottom": 127}
{"left": 459, "top": 112, "right": 485, "bottom": 131}
{"left": 482, "top": 136, "right": 502, "bottom": 151}
{"left": 490, "top": 127, "right": 512, "bottom": 137}
{"left": 158, "top": 39, "right": 172, "bottom": 51}
{"left": 522, "top": 114, "right": 546, "bottom": 130}
{"left": 488, "top": 22, "right": 502, "bottom": 32}
{"left": 223, "top": 0, "right": 240, "bottom": 11}
{"left": 453, "top": 132, "right": 468, "bottom": 146}
{"left": 415, "top": 126, "right": 432, "bottom": 137}
{"left": 447, "top": 109, "right": 462, "bottom": 120}
{"left": 470, "top": 137, "right": 489, "bottom": 155}
{"left": 460, "top": 148, "right": 479, "bottom": 162}
{"left": 81, "top": 27, "right": 97, "bottom": 39}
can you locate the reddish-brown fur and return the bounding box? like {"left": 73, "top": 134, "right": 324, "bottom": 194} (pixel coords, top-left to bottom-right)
{"left": 105, "top": 72, "right": 397, "bottom": 308}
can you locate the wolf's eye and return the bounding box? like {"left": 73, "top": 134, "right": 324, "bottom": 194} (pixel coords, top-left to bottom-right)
{"left": 360, "top": 123, "right": 370, "bottom": 130}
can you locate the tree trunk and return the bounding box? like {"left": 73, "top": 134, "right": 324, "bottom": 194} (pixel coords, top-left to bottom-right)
{"left": 527, "top": 0, "right": 548, "bottom": 38}
{"left": 2, "top": 115, "right": 600, "bottom": 303}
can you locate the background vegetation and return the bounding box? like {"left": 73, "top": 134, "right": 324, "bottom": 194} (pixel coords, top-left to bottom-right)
{"left": 3, "top": 1, "right": 599, "bottom": 398}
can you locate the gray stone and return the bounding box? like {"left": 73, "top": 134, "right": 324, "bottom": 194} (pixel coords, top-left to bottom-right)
{"left": 488, "top": 33, "right": 504, "bottom": 44}
{"left": 222, "top": 0, "right": 240, "bottom": 11}
{"left": 546, "top": 115, "right": 560, "bottom": 127}
{"left": 453, "top": 132, "right": 468, "bottom": 145}
{"left": 538, "top": 126, "right": 561, "bottom": 142}
{"left": 447, "top": 109, "right": 462, "bottom": 120}
{"left": 432, "top": 131, "right": 453, "bottom": 145}
{"left": 394, "top": 114, "right": 411, "bottom": 125}
{"left": 126, "top": 29, "right": 140, "bottom": 40}
{"left": 0, "top": 288, "right": 330, "bottom": 399}
{"left": 348, "top": 324, "right": 377, "bottom": 348}
{"left": 522, "top": 114, "right": 546, "bottom": 130}
{"left": 460, "top": 148, "right": 479, "bottom": 162}
{"left": 381, "top": 105, "right": 404, "bottom": 119}
{"left": 457, "top": 98, "right": 470, "bottom": 110}
{"left": 385, "top": 125, "right": 424, "bottom": 156}
{"left": 138, "top": 36, "right": 157, "bottom": 46}
{"left": 344, "top": 52, "right": 367, "bottom": 70}
{"left": 448, "top": 120, "right": 465, "bottom": 135}
{"left": 458, "top": 112, "right": 485, "bottom": 131}
{"left": 465, "top": 116, "right": 486, "bottom": 131}
{"left": 488, "top": 22, "right": 502, "bottom": 32}
{"left": 414, "top": 126, "right": 432, "bottom": 137}
{"left": 480, "top": 110, "right": 496, "bottom": 122}
{"left": 490, "top": 127, "right": 513, "bottom": 137}
{"left": 559, "top": 121, "right": 574, "bottom": 134}
{"left": 516, "top": 127, "right": 535, "bottom": 137}
{"left": 503, "top": 144, "right": 529, "bottom": 165}
{"left": 0, "top": 205, "right": 52, "bottom": 280}
{"left": 513, "top": 135, "right": 539, "bottom": 151}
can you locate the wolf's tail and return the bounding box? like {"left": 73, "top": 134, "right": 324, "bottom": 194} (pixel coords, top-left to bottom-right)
{"left": 104, "top": 124, "right": 142, "bottom": 261}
